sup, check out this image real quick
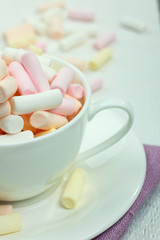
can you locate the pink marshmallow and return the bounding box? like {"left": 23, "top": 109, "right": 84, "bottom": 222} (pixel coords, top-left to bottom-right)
{"left": 66, "top": 83, "right": 84, "bottom": 99}
{"left": 93, "top": 32, "right": 116, "bottom": 50}
{"left": 68, "top": 9, "right": 95, "bottom": 22}
{"left": 48, "top": 98, "right": 74, "bottom": 116}
{"left": 35, "top": 42, "right": 47, "bottom": 53}
{"left": 89, "top": 77, "right": 103, "bottom": 93}
{"left": 21, "top": 51, "right": 50, "bottom": 93}
{"left": 9, "top": 61, "right": 37, "bottom": 95}
{"left": 51, "top": 67, "right": 75, "bottom": 95}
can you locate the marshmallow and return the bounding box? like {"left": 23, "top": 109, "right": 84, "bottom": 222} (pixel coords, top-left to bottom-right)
{"left": 89, "top": 48, "right": 112, "bottom": 70}
{"left": 0, "top": 212, "right": 22, "bottom": 235}
{"left": 21, "top": 114, "right": 38, "bottom": 134}
{"left": 60, "top": 32, "right": 87, "bottom": 51}
{"left": 3, "top": 23, "right": 34, "bottom": 41}
{"left": 0, "top": 205, "right": 13, "bottom": 216}
{"left": 0, "top": 59, "right": 9, "bottom": 80}
{"left": 93, "top": 32, "right": 116, "bottom": 50}
{"left": 37, "top": 55, "right": 52, "bottom": 67}
{"left": 120, "top": 17, "right": 147, "bottom": 32}
{"left": 9, "top": 61, "right": 37, "bottom": 95}
{"left": 66, "top": 83, "right": 84, "bottom": 99}
{"left": 0, "top": 76, "right": 18, "bottom": 103}
{"left": 48, "top": 98, "right": 75, "bottom": 116}
{"left": 38, "top": 1, "right": 65, "bottom": 12}
{"left": 1, "top": 47, "right": 17, "bottom": 65}
{"left": 61, "top": 168, "right": 87, "bottom": 209}
{"left": 41, "top": 65, "right": 57, "bottom": 83}
{"left": 30, "top": 111, "right": 68, "bottom": 130}
{"left": 49, "top": 15, "right": 63, "bottom": 39}
{"left": 14, "top": 49, "right": 26, "bottom": 62}
{"left": 60, "top": 57, "right": 87, "bottom": 71}
{"left": 51, "top": 67, "right": 75, "bottom": 95}
{"left": 41, "top": 8, "right": 64, "bottom": 24}
{"left": 64, "top": 94, "right": 82, "bottom": 120}
{"left": 89, "top": 77, "right": 103, "bottom": 93}
{"left": 7, "top": 33, "right": 37, "bottom": 49}
{"left": 10, "top": 89, "right": 62, "bottom": 115}
{"left": 0, "top": 130, "right": 34, "bottom": 144}
{"left": 0, "top": 115, "right": 24, "bottom": 134}
{"left": 24, "top": 16, "right": 47, "bottom": 35}
{"left": 0, "top": 101, "right": 11, "bottom": 118}
{"left": 35, "top": 42, "right": 47, "bottom": 52}
{"left": 29, "top": 45, "right": 43, "bottom": 55}
{"left": 34, "top": 128, "right": 56, "bottom": 138}
{"left": 68, "top": 9, "right": 95, "bottom": 22}
{"left": 21, "top": 51, "right": 50, "bottom": 92}
{"left": 64, "top": 22, "right": 98, "bottom": 38}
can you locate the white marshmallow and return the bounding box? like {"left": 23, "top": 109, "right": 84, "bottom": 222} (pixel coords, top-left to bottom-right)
{"left": 60, "top": 32, "right": 87, "bottom": 51}
{"left": 10, "top": 89, "right": 62, "bottom": 115}
{"left": 0, "top": 115, "right": 24, "bottom": 134}
{"left": 37, "top": 55, "right": 52, "bottom": 66}
{"left": 24, "top": 16, "right": 47, "bottom": 35}
{"left": 41, "top": 65, "right": 57, "bottom": 83}
{"left": 64, "top": 22, "right": 98, "bottom": 37}
{"left": 120, "top": 17, "right": 147, "bottom": 32}
{"left": 0, "top": 130, "right": 34, "bottom": 144}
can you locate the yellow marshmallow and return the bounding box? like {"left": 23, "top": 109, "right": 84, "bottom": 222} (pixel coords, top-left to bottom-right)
{"left": 61, "top": 168, "right": 87, "bottom": 209}
{"left": 29, "top": 44, "right": 43, "bottom": 55}
{"left": 34, "top": 128, "right": 56, "bottom": 138}
{"left": 89, "top": 48, "right": 112, "bottom": 70}
{"left": 0, "top": 212, "right": 22, "bottom": 236}
{"left": 7, "top": 34, "right": 37, "bottom": 49}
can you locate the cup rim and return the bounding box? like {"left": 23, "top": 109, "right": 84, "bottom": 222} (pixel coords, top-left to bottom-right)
{"left": 0, "top": 56, "right": 91, "bottom": 148}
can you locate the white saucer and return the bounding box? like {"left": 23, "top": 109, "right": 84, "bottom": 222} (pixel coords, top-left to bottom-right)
{"left": 1, "top": 110, "right": 146, "bottom": 240}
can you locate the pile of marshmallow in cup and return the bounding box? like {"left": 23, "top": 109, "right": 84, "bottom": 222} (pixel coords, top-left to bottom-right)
{"left": 0, "top": 1, "right": 147, "bottom": 236}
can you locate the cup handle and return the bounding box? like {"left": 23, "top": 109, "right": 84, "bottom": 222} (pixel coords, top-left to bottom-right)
{"left": 76, "top": 98, "right": 134, "bottom": 164}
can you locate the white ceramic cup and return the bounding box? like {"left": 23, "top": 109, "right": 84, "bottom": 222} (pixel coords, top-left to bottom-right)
{"left": 0, "top": 57, "right": 134, "bottom": 201}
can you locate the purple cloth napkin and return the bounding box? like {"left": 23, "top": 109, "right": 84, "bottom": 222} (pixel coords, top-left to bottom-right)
{"left": 93, "top": 144, "right": 160, "bottom": 240}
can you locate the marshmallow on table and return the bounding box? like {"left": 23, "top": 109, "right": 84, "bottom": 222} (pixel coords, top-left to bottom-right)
{"left": 89, "top": 77, "right": 103, "bottom": 93}
{"left": 66, "top": 83, "right": 84, "bottom": 99}
{"left": 0, "top": 59, "right": 8, "bottom": 80}
{"left": 9, "top": 61, "right": 37, "bottom": 95}
{"left": 41, "top": 8, "right": 64, "bottom": 24}
{"left": 0, "top": 212, "right": 22, "bottom": 235}
{"left": 35, "top": 42, "right": 47, "bottom": 52}
{"left": 21, "top": 114, "right": 38, "bottom": 134}
{"left": 3, "top": 23, "right": 34, "bottom": 40}
{"left": 0, "top": 205, "right": 13, "bottom": 216}
{"left": 59, "top": 32, "right": 87, "bottom": 51}
{"left": 93, "top": 32, "right": 116, "bottom": 50}
{"left": 34, "top": 128, "right": 56, "bottom": 138}
{"left": 30, "top": 111, "right": 68, "bottom": 130}
{"left": 48, "top": 98, "right": 75, "bottom": 116}
{"left": 38, "top": 1, "right": 65, "bottom": 12}
{"left": 24, "top": 16, "right": 47, "bottom": 35}
{"left": 0, "top": 115, "right": 24, "bottom": 134}
{"left": 68, "top": 9, "right": 95, "bottom": 22}
{"left": 51, "top": 67, "right": 75, "bottom": 95}
{"left": 64, "top": 22, "right": 98, "bottom": 38}
{"left": 61, "top": 168, "right": 87, "bottom": 209}
{"left": 0, "top": 131, "right": 34, "bottom": 144}
{"left": 41, "top": 65, "right": 57, "bottom": 83}
{"left": 89, "top": 48, "right": 112, "bottom": 70}
{"left": 120, "top": 17, "right": 147, "bottom": 32}
{"left": 60, "top": 57, "right": 87, "bottom": 72}
{"left": 7, "top": 33, "right": 37, "bottom": 49}
{"left": 29, "top": 45, "right": 43, "bottom": 55}
{"left": 10, "top": 89, "right": 62, "bottom": 115}
{"left": 0, "top": 101, "right": 11, "bottom": 118}
{"left": 0, "top": 76, "right": 18, "bottom": 103}
{"left": 64, "top": 94, "right": 82, "bottom": 121}
{"left": 49, "top": 15, "right": 63, "bottom": 39}
{"left": 21, "top": 51, "right": 50, "bottom": 92}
